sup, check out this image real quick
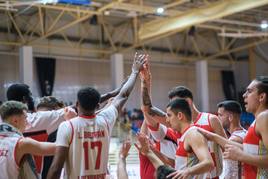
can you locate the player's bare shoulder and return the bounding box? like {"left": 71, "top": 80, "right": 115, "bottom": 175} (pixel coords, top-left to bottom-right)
{"left": 209, "top": 114, "right": 220, "bottom": 123}
{"left": 255, "top": 110, "right": 268, "bottom": 134}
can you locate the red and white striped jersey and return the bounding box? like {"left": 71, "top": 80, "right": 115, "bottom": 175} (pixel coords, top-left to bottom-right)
{"left": 243, "top": 120, "right": 268, "bottom": 179}
{"left": 56, "top": 105, "right": 118, "bottom": 179}
{"left": 194, "top": 112, "right": 223, "bottom": 178}
{"left": 175, "top": 125, "right": 207, "bottom": 179}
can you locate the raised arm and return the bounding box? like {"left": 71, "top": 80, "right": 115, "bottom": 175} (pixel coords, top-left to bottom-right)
{"left": 117, "top": 139, "right": 131, "bottom": 179}
{"left": 139, "top": 59, "right": 167, "bottom": 126}
{"left": 100, "top": 77, "right": 128, "bottom": 103}
{"left": 112, "top": 53, "right": 146, "bottom": 110}
{"left": 140, "top": 61, "right": 157, "bottom": 128}
{"left": 100, "top": 88, "right": 120, "bottom": 104}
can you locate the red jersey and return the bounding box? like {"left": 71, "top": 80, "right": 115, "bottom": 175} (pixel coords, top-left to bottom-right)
{"left": 139, "top": 123, "right": 180, "bottom": 179}
{"left": 243, "top": 120, "right": 268, "bottom": 179}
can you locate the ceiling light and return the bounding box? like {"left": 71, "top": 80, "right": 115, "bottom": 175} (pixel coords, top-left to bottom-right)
{"left": 156, "top": 7, "right": 164, "bottom": 14}
{"left": 260, "top": 20, "right": 268, "bottom": 29}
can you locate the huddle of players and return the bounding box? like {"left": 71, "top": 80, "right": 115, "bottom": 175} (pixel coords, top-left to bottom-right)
{"left": 0, "top": 53, "right": 267, "bottom": 179}
{"left": 134, "top": 60, "right": 268, "bottom": 179}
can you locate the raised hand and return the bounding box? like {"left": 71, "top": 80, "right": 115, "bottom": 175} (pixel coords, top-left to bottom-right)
{"left": 140, "top": 54, "right": 152, "bottom": 109}
{"left": 134, "top": 133, "right": 150, "bottom": 155}
{"left": 139, "top": 54, "right": 151, "bottom": 84}
{"left": 119, "top": 139, "right": 131, "bottom": 159}
{"left": 132, "top": 52, "right": 146, "bottom": 73}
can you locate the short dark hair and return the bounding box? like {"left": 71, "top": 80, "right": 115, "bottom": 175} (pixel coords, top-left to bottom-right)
{"left": 77, "top": 87, "right": 100, "bottom": 111}
{"left": 167, "top": 98, "right": 192, "bottom": 121}
{"left": 217, "top": 100, "right": 242, "bottom": 115}
{"left": 255, "top": 76, "right": 268, "bottom": 106}
{"left": 168, "top": 86, "right": 193, "bottom": 100}
{"left": 0, "top": 101, "right": 28, "bottom": 121}
{"left": 7, "top": 83, "right": 31, "bottom": 102}
{"left": 156, "top": 165, "right": 176, "bottom": 179}
{"left": 37, "top": 96, "right": 64, "bottom": 111}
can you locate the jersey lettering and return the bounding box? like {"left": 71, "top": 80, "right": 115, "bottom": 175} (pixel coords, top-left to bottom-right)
{"left": 0, "top": 149, "right": 8, "bottom": 157}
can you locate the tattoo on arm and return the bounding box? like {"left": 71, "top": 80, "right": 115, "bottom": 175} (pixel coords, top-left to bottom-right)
{"left": 142, "top": 85, "right": 152, "bottom": 106}
{"left": 100, "top": 93, "right": 111, "bottom": 103}
{"left": 148, "top": 106, "right": 166, "bottom": 117}
{"left": 112, "top": 71, "right": 139, "bottom": 110}
{"left": 100, "top": 87, "right": 121, "bottom": 103}
{"left": 141, "top": 81, "right": 165, "bottom": 117}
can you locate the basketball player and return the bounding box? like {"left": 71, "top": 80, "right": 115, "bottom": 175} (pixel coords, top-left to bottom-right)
{"left": 47, "top": 53, "right": 147, "bottom": 179}
{"left": 5, "top": 80, "right": 125, "bottom": 175}
{"left": 139, "top": 60, "right": 179, "bottom": 179}
{"left": 140, "top": 60, "right": 226, "bottom": 179}
{"left": 7, "top": 84, "right": 77, "bottom": 175}
{"left": 135, "top": 132, "right": 176, "bottom": 179}
{"left": 0, "top": 101, "right": 55, "bottom": 178}
{"left": 199, "top": 76, "right": 268, "bottom": 179}
{"left": 138, "top": 99, "right": 214, "bottom": 178}
{"left": 217, "top": 100, "right": 246, "bottom": 179}
{"left": 6, "top": 83, "right": 76, "bottom": 170}
{"left": 36, "top": 96, "right": 65, "bottom": 179}
{"left": 6, "top": 81, "right": 125, "bottom": 139}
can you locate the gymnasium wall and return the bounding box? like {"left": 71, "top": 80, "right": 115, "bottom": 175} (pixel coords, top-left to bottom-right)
{"left": 0, "top": 51, "right": 228, "bottom": 112}
{"left": 0, "top": 41, "right": 267, "bottom": 112}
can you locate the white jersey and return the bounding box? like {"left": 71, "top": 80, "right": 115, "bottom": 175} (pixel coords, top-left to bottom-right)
{"left": 23, "top": 108, "right": 67, "bottom": 174}
{"left": 0, "top": 123, "right": 39, "bottom": 179}
{"left": 148, "top": 123, "right": 180, "bottom": 160}
{"left": 220, "top": 128, "right": 247, "bottom": 179}
{"left": 0, "top": 131, "right": 21, "bottom": 179}
{"left": 56, "top": 105, "right": 118, "bottom": 179}
{"left": 25, "top": 108, "right": 66, "bottom": 135}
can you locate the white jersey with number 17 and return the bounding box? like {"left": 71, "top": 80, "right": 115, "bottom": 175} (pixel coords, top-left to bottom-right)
{"left": 56, "top": 105, "right": 118, "bottom": 179}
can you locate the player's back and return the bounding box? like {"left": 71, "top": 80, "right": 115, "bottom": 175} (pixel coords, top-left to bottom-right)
{"left": 0, "top": 134, "right": 21, "bottom": 178}
{"left": 65, "top": 115, "right": 110, "bottom": 179}
{"left": 56, "top": 105, "right": 118, "bottom": 179}
{"left": 0, "top": 123, "right": 22, "bottom": 179}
